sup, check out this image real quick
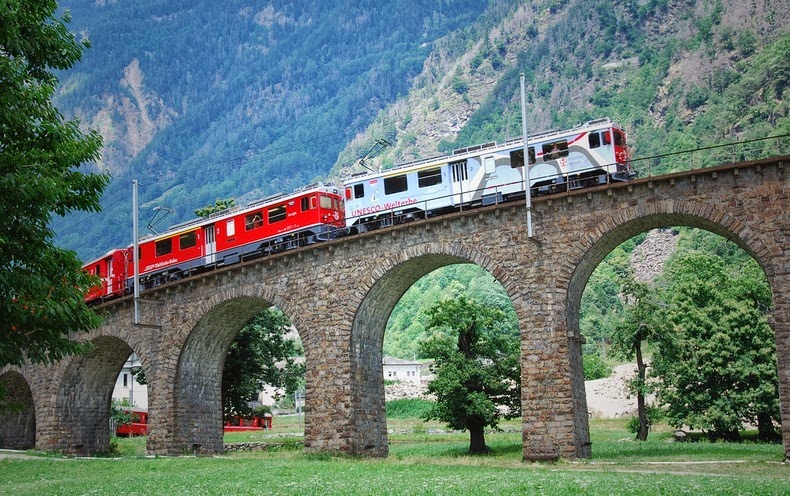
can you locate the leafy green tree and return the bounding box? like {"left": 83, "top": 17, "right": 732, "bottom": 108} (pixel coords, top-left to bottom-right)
{"left": 653, "top": 253, "right": 779, "bottom": 441}
{"left": 194, "top": 198, "right": 235, "bottom": 218}
{"left": 419, "top": 296, "right": 520, "bottom": 454}
{"left": 0, "top": 1, "right": 109, "bottom": 367}
{"left": 610, "top": 277, "right": 670, "bottom": 441}
{"left": 222, "top": 308, "right": 304, "bottom": 419}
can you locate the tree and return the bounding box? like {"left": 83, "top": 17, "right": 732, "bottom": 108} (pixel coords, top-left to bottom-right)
{"left": 609, "top": 276, "right": 670, "bottom": 441}
{"left": 419, "top": 296, "right": 520, "bottom": 454}
{"left": 653, "top": 253, "right": 780, "bottom": 441}
{"left": 222, "top": 308, "right": 304, "bottom": 419}
{"left": 0, "top": 1, "right": 109, "bottom": 367}
{"left": 194, "top": 198, "right": 235, "bottom": 218}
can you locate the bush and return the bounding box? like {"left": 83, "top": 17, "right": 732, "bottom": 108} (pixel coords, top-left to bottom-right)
{"left": 583, "top": 353, "right": 612, "bottom": 380}
{"left": 386, "top": 398, "right": 435, "bottom": 419}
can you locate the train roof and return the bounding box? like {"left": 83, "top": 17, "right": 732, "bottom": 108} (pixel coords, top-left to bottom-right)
{"left": 136, "top": 184, "right": 341, "bottom": 244}
{"left": 344, "top": 117, "right": 620, "bottom": 183}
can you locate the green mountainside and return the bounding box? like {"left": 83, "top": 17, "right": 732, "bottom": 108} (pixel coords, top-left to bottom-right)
{"left": 53, "top": 0, "right": 488, "bottom": 260}
{"left": 55, "top": 0, "right": 788, "bottom": 261}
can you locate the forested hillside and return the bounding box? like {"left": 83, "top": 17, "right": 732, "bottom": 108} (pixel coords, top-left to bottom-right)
{"left": 53, "top": 0, "right": 488, "bottom": 260}
{"left": 54, "top": 0, "right": 788, "bottom": 261}
{"left": 332, "top": 0, "right": 789, "bottom": 177}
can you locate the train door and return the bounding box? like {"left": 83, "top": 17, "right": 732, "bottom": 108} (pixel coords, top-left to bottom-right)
{"left": 203, "top": 224, "right": 216, "bottom": 265}
{"left": 450, "top": 160, "right": 469, "bottom": 206}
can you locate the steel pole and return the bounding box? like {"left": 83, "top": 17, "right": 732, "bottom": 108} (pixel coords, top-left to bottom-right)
{"left": 519, "top": 73, "right": 533, "bottom": 237}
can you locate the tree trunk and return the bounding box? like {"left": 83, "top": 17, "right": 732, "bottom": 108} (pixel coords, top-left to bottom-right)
{"left": 468, "top": 420, "right": 489, "bottom": 454}
{"left": 635, "top": 340, "right": 649, "bottom": 441}
{"left": 756, "top": 412, "right": 778, "bottom": 442}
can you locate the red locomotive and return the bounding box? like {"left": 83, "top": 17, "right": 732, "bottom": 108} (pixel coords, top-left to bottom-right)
{"left": 84, "top": 185, "right": 345, "bottom": 303}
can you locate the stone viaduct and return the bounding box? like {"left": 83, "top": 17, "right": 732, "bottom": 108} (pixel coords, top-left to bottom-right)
{"left": 1, "top": 156, "right": 787, "bottom": 460}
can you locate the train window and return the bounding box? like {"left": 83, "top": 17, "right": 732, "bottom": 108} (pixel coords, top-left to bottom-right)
{"left": 418, "top": 168, "right": 442, "bottom": 187}
{"left": 589, "top": 132, "right": 601, "bottom": 149}
{"left": 483, "top": 156, "right": 496, "bottom": 173}
{"left": 384, "top": 175, "right": 408, "bottom": 195}
{"left": 320, "top": 195, "right": 332, "bottom": 209}
{"left": 451, "top": 161, "right": 468, "bottom": 182}
{"left": 94, "top": 265, "right": 101, "bottom": 276}
{"left": 354, "top": 183, "right": 364, "bottom": 199}
{"left": 155, "top": 238, "right": 172, "bottom": 257}
{"left": 508, "top": 147, "right": 535, "bottom": 167}
{"left": 179, "top": 231, "right": 197, "bottom": 250}
{"left": 268, "top": 205, "right": 286, "bottom": 223}
{"left": 311, "top": 196, "right": 317, "bottom": 209}
{"left": 245, "top": 211, "right": 263, "bottom": 230}
{"left": 226, "top": 219, "right": 235, "bottom": 237}
{"left": 613, "top": 130, "right": 625, "bottom": 146}
{"left": 301, "top": 197, "right": 310, "bottom": 212}
{"left": 543, "top": 141, "right": 568, "bottom": 160}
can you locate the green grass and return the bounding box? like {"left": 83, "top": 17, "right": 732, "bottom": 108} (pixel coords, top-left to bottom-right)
{"left": 1, "top": 417, "right": 786, "bottom": 495}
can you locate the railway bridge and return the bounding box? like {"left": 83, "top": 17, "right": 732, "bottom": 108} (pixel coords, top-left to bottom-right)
{"left": 1, "top": 155, "right": 788, "bottom": 460}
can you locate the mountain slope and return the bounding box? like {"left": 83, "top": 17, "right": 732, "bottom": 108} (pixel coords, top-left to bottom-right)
{"left": 54, "top": 0, "right": 488, "bottom": 260}
{"left": 53, "top": 0, "right": 789, "bottom": 261}
{"left": 331, "top": 0, "right": 789, "bottom": 177}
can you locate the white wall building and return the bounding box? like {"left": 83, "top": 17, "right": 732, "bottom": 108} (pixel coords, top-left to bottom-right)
{"left": 383, "top": 356, "right": 422, "bottom": 385}
{"left": 112, "top": 353, "right": 148, "bottom": 410}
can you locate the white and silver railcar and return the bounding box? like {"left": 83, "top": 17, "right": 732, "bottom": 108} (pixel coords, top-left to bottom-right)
{"left": 343, "top": 118, "right": 632, "bottom": 232}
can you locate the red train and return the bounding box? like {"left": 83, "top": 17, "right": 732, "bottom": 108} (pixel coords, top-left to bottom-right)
{"left": 84, "top": 185, "right": 344, "bottom": 303}
{"left": 85, "top": 118, "right": 634, "bottom": 304}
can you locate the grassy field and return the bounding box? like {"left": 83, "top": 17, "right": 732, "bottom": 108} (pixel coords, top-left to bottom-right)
{"left": 1, "top": 415, "right": 787, "bottom": 495}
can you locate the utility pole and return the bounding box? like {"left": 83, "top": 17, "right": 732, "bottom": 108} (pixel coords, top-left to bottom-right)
{"left": 519, "top": 72, "right": 534, "bottom": 238}
{"left": 132, "top": 179, "right": 140, "bottom": 325}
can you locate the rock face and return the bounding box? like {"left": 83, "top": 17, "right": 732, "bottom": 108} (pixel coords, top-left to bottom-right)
{"left": 630, "top": 229, "right": 679, "bottom": 282}
{"left": 384, "top": 381, "right": 432, "bottom": 402}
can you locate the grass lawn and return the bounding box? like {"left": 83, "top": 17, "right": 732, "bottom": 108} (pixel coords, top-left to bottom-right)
{"left": 0, "top": 416, "right": 786, "bottom": 495}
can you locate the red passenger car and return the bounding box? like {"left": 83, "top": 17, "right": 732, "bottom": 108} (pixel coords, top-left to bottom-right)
{"left": 83, "top": 248, "right": 131, "bottom": 303}
{"left": 135, "top": 185, "right": 344, "bottom": 289}
{"left": 83, "top": 184, "right": 345, "bottom": 302}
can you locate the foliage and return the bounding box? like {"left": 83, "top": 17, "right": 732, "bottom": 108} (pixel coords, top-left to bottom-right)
{"left": 385, "top": 398, "right": 435, "bottom": 419}
{"left": 0, "top": 0, "right": 109, "bottom": 367}
{"left": 385, "top": 264, "right": 518, "bottom": 359}
{"left": 609, "top": 277, "right": 671, "bottom": 440}
{"left": 582, "top": 352, "right": 612, "bottom": 380}
{"left": 110, "top": 399, "right": 134, "bottom": 427}
{"left": 419, "top": 296, "right": 520, "bottom": 454}
{"left": 222, "top": 308, "right": 304, "bottom": 419}
{"left": 194, "top": 198, "right": 235, "bottom": 218}
{"left": 653, "top": 252, "right": 779, "bottom": 441}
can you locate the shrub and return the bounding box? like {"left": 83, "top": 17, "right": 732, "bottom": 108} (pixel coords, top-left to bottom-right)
{"left": 386, "top": 398, "right": 435, "bottom": 418}
{"left": 583, "top": 353, "right": 612, "bottom": 380}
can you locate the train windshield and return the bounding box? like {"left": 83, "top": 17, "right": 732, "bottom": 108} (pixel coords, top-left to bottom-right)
{"left": 614, "top": 129, "right": 626, "bottom": 147}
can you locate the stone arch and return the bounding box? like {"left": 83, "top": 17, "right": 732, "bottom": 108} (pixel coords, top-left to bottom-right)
{"left": 53, "top": 335, "right": 134, "bottom": 454}
{"left": 565, "top": 202, "right": 779, "bottom": 340}
{"left": 347, "top": 242, "right": 518, "bottom": 456}
{"left": 0, "top": 369, "right": 35, "bottom": 449}
{"left": 171, "top": 288, "right": 283, "bottom": 455}
{"left": 561, "top": 201, "right": 786, "bottom": 456}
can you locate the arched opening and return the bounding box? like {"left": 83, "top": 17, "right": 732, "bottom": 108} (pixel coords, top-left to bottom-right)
{"left": 0, "top": 371, "right": 35, "bottom": 449}
{"left": 54, "top": 336, "right": 134, "bottom": 454}
{"left": 574, "top": 222, "right": 779, "bottom": 448}
{"left": 173, "top": 296, "right": 304, "bottom": 455}
{"left": 350, "top": 253, "right": 519, "bottom": 456}
{"left": 384, "top": 264, "right": 520, "bottom": 454}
